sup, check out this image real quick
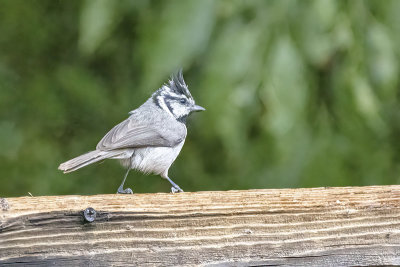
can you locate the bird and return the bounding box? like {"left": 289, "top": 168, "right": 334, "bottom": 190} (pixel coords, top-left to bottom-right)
{"left": 58, "top": 70, "right": 205, "bottom": 193}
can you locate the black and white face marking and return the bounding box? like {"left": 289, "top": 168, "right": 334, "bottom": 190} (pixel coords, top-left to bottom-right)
{"left": 153, "top": 85, "right": 195, "bottom": 122}
{"left": 164, "top": 94, "right": 195, "bottom": 121}
{"left": 151, "top": 70, "right": 204, "bottom": 123}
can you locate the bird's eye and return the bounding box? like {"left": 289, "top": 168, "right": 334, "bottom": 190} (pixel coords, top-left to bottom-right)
{"left": 180, "top": 98, "right": 187, "bottom": 104}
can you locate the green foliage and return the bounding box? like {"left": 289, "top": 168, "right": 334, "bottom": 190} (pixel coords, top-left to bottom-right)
{"left": 1, "top": 0, "right": 400, "bottom": 196}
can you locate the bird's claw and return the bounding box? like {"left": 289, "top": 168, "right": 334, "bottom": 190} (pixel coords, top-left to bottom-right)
{"left": 117, "top": 187, "right": 133, "bottom": 194}
{"left": 171, "top": 186, "right": 184, "bottom": 193}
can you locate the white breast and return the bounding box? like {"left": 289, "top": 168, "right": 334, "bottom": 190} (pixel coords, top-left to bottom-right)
{"left": 118, "top": 140, "right": 185, "bottom": 177}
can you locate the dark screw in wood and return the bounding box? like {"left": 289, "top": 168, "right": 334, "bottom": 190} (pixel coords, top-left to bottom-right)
{"left": 83, "top": 207, "right": 96, "bottom": 222}
{"left": 0, "top": 198, "right": 9, "bottom": 211}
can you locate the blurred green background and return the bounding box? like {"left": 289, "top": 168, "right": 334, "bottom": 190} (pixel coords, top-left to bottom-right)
{"left": 1, "top": 0, "right": 400, "bottom": 197}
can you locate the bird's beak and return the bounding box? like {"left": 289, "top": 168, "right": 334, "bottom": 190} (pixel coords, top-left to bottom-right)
{"left": 191, "top": 105, "right": 205, "bottom": 112}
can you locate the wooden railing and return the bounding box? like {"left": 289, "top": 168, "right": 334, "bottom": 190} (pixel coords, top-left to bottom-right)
{"left": 1, "top": 185, "right": 400, "bottom": 266}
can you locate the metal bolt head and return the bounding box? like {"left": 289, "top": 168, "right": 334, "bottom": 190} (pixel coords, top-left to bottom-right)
{"left": 0, "top": 198, "right": 9, "bottom": 211}
{"left": 83, "top": 207, "right": 97, "bottom": 222}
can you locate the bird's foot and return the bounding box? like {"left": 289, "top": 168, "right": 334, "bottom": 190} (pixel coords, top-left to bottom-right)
{"left": 165, "top": 176, "right": 183, "bottom": 193}
{"left": 171, "top": 185, "right": 184, "bottom": 193}
{"left": 117, "top": 187, "right": 133, "bottom": 194}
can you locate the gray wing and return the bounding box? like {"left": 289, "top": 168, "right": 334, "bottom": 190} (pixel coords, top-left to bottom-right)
{"left": 96, "top": 118, "right": 185, "bottom": 151}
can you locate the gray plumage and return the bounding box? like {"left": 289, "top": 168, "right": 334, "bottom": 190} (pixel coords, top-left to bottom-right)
{"left": 59, "top": 70, "right": 204, "bottom": 193}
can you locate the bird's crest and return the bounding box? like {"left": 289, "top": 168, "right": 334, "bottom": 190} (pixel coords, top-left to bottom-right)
{"left": 168, "top": 69, "right": 193, "bottom": 99}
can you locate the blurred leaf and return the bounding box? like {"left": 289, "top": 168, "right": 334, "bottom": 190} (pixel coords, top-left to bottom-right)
{"left": 367, "top": 22, "right": 398, "bottom": 98}
{"left": 201, "top": 16, "right": 264, "bottom": 159}
{"left": 139, "top": 0, "right": 216, "bottom": 89}
{"left": 265, "top": 36, "right": 307, "bottom": 137}
{"left": 79, "top": 0, "right": 118, "bottom": 55}
{"left": 352, "top": 75, "right": 386, "bottom": 134}
{"left": 0, "top": 121, "right": 23, "bottom": 160}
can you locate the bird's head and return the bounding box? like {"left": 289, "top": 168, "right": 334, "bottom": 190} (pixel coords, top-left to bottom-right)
{"left": 152, "top": 70, "right": 205, "bottom": 122}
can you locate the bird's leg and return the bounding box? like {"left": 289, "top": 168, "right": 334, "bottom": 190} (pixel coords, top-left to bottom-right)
{"left": 117, "top": 168, "right": 133, "bottom": 194}
{"left": 165, "top": 176, "right": 184, "bottom": 193}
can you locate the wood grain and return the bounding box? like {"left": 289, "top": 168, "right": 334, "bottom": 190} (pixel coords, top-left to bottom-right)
{"left": 1, "top": 185, "right": 400, "bottom": 266}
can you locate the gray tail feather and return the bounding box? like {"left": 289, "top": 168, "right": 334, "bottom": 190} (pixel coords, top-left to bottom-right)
{"left": 58, "top": 150, "right": 123, "bottom": 173}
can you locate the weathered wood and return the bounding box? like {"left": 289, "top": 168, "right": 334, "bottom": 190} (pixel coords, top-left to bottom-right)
{"left": 1, "top": 185, "right": 400, "bottom": 266}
